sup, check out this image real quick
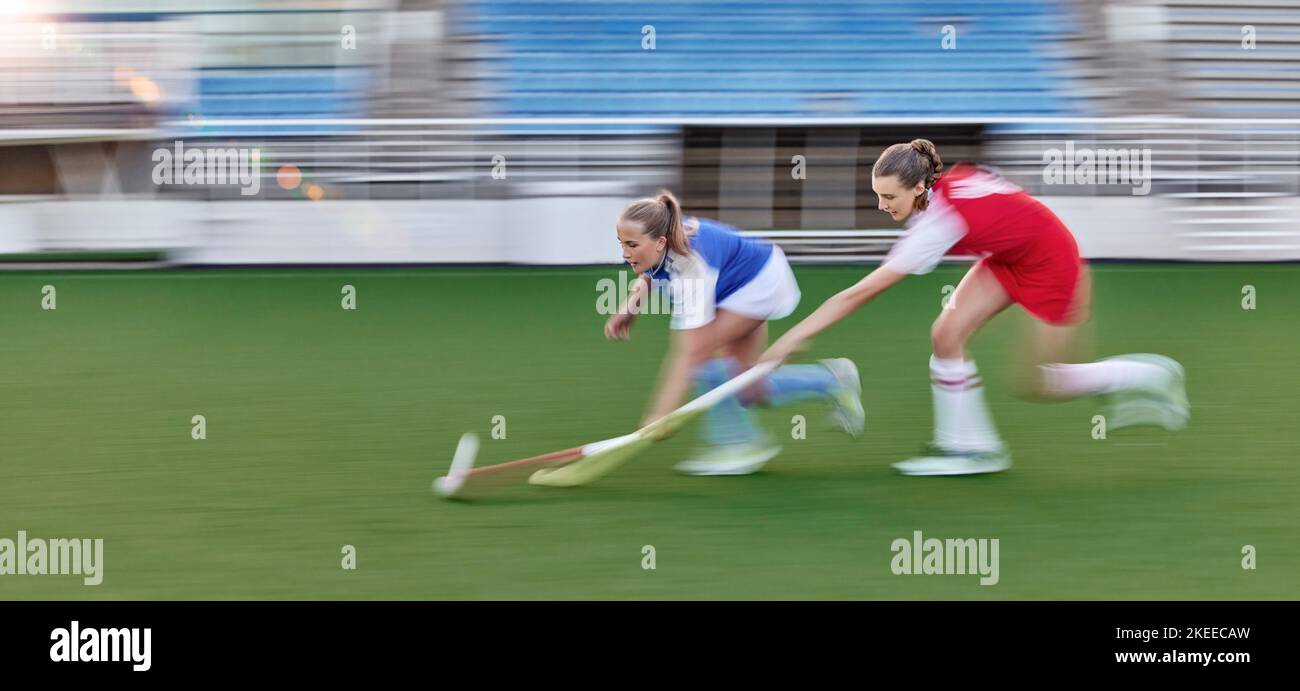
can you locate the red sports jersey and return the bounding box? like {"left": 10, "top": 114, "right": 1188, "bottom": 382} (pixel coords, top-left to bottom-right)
{"left": 883, "top": 163, "right": 1086, "bottom": 325}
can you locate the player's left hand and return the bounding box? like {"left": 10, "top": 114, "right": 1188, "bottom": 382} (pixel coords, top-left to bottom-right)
{"left": 604, "top": 311, "right": 636, "bottom": 340}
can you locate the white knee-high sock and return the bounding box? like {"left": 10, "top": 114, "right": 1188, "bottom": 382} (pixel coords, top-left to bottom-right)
{"left": 931, "top": 355, "right": 1003, "bottom": 453}
{"left": 1039, "top": 358, "right": 1168, "bottom": 398}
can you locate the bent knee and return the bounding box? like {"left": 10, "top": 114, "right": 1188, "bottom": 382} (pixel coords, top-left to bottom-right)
{"left": 929, "top": 319, "right": 967, "bottom": 358}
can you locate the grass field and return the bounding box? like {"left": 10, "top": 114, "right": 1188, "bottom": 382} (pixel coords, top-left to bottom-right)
{"left": 0, "top": 263, "right": 1296, "bottom": 599}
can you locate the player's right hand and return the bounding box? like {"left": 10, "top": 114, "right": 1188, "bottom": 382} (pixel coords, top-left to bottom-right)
{"left": 604, "top": 311, "right": 636, "bottom": 340}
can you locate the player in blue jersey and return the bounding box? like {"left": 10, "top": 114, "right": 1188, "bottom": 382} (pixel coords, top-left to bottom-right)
{"left": 604, "top": 190, "right": 865, "bottom": 475}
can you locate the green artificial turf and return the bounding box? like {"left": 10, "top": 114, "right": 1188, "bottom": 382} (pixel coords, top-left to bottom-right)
{"left": 0, "top": 264, "right": 1295, "bottom": 599}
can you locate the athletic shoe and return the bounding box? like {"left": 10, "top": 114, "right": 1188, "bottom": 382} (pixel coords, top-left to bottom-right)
{"left": 892, "top": 444, "right": 1012, "bottom": 476}
{"left": 674, "top": 439, "right": 782, "bottom": 476}
{"left": 820, "top": 357, "right": 866, "bottom": 438}
{"left": 1104, "top": 354, "right": 1189, "bottom": 431}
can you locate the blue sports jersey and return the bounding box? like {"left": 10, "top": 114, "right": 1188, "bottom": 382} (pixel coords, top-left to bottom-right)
{"left": 647, "top": 217, "right": 772, "bottom": 303}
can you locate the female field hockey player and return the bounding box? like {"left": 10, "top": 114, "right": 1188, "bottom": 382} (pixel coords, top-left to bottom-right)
{"left": 761, "top": 140, "right": 1189, "bottom": 476}
{"left": 605, "top": 190, "right": 864, "bottom": 475}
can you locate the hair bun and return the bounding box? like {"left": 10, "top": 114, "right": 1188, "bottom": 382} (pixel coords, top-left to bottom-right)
{"left": 909, "top": 139, "right": 943, "bottom": 185}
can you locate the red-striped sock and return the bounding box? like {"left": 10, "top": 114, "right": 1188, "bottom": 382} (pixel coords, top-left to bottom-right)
{"left": 930, "top": 355, "right": 1003, "bottom": 453}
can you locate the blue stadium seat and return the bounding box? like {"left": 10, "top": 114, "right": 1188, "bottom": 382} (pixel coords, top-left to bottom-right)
{"left": 463, "top": 0, "right": 1082, "bottom": 121}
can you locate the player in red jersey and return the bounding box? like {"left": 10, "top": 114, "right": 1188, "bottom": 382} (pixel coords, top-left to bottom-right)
{"left": 761, "top": 139, "right": 1188, "bottom": 475}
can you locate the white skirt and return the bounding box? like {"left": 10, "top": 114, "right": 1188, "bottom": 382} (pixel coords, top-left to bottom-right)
{"left": 717, "top": 245, "right": 801, "bottom": 322}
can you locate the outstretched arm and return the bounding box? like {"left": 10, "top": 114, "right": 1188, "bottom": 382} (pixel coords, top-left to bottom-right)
{"left": 762, "top": 266, "right": 908, "bottom": 363}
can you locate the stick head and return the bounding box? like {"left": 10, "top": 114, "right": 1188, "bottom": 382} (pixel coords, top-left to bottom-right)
{"left": 528, "top": 435, "right": 654, "bottom": 487}
{"left": 434, "top": 432, "right": 480, "bottom": 499}
{"left": 528, "top": 362, "right": 780, "bottom": 488}
{"left": 639, "top": 405, "right": 708, "bottom": 442}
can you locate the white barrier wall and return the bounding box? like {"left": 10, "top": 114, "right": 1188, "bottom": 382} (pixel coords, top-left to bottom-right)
{"left": 2, "top": 196, "right": 1298, "bottom": 263}
{"left": 0, "top": 200, "right": 199, "bottom": 254}
{"left": 176, "top": 197, "right": 630, "bottom": 265}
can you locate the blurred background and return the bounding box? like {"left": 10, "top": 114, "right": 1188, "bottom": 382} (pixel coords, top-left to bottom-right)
{"left": 2, "top": 0, "right": 1299, "bottom": 266}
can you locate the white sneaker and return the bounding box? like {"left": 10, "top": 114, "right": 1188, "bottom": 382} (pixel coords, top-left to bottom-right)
{"left": 1104, "top": 354, "right": 1189, "bottom": 432}
{"left": 674, "top": 440, "right": 782, "bottom": 476}
{"left": 819, "top": 358, "right": 865, "bottom": 438}
{"left": 892, "top": 445, "right": 1012, "bottom": 476}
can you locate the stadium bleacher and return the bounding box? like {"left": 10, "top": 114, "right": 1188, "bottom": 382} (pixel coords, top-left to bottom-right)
{"left": 459, "top": 0, "right": 1086, "bottom": 121}
{"left": 1163, "top": 0, "right": 1300, "bottom": 116}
